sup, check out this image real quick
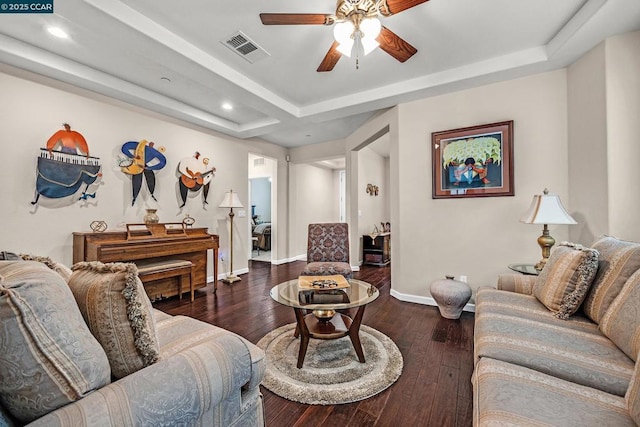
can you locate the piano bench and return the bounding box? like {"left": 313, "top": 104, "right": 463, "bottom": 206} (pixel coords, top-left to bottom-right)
{"left": 135, "top": 259, "right": 195, "bottom": 302}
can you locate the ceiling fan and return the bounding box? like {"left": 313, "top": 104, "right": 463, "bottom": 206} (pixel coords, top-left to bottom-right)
{"left": 260, "top": 0, "right": 428, "bottom": 72}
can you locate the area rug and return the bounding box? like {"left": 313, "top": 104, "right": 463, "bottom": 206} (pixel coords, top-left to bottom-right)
{"left": 257, "top": 322, "right": 403, "bottom": 405}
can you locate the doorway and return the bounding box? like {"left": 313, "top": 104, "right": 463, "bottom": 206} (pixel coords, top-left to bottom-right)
{"left": 249, "top": 177, "right": 272, "bottom": 262}
{"left": 248, "top": 154, "right": 276, "bottom": 263}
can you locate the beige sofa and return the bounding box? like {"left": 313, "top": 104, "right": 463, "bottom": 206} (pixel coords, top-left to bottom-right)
{"left": 473, "top": 236, "right": 640, "bottom": 426}
{"left": 0, "top": 257, "right": 265, "bottom": 426}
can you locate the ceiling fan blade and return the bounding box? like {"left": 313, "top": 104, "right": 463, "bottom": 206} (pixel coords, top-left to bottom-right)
{"left": 376, "top": 26, "right": 417, "bottom": 63}
{"left": 379, "top": 0, "right": 429, "bottom": 16}
{"left": 260, "top": 13, "right": 333, "bottom": 25}
{"left": 317, "top": 41, "right": 342, "bottom": 72}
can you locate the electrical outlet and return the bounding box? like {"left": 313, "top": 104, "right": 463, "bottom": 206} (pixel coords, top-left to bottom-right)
{"left": 459, "top": 275, "right": 468, "bottom": 283}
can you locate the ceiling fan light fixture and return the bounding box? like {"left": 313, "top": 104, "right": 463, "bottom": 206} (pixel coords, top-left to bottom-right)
{"left": 361, "top": 36, "right": 379, "bottom": 55}
{"left": 360, "top": 17, "right": 381, "bottom": 40}
{"left": 333, "top": 21, "right": 354, "bottom": 44}
{"left": 334, "top": 20, "right": 355, "bottom": 57}
{"left": 336, "top": 39, "right": 354, "bottom": 57}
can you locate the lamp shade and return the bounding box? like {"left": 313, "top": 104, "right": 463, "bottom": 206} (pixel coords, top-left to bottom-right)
{"left": 520, "top": 189, "right": 576, "bottom": 225}
{"left": 219, "top": 190, "right": 243, "bottom": 209}
{"left": 334, "top": 21, "right": 354, "bottom": 57}
{"left": 360, "top": 17, "right": 381, "bottom": 40}
{"left": 361, "top": 35, "right": 380, "bottom": 55}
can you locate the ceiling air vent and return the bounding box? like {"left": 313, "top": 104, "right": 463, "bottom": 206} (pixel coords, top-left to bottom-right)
{"left": 253, "top": 157, "right": 265, "bottom": 167}
{"left": 222, "top": 31, "right": 270, "bottom": 64}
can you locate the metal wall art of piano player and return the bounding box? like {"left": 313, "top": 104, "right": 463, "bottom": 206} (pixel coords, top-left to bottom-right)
{"left": 32, "top": 123, "right": 102, "bottom": 205}
{"left": 119, "top": 139, "right": 167, "bottom": 206}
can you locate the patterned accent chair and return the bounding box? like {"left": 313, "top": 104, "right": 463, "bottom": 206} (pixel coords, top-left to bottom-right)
{"left": 301, "top": 223, "right": 353, "bottom": 279}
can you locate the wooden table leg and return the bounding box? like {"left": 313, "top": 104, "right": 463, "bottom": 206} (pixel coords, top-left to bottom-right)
{"left": 213, "top": 248, "right": 218, "bottom": 293}
{"left": 294, "top": 308, "right": 310, "bottom": 368}
{"left": 348, "top": 305, "right": 367, "bottom": 363}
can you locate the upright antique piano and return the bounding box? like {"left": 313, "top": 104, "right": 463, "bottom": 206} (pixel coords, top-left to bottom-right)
{"left": 73, "top": 223, "right": 218, "bottom": 300}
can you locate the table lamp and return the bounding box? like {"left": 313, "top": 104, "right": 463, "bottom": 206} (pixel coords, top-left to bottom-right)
{"left": 520, "top": 188, "right": 577, "bottom": 271}
{"left": 219, "top": 189, "right": 243, "bottom": 283}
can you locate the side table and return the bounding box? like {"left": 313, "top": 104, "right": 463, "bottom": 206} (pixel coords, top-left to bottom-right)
{"left": 508, "top": 263, "right": 539, "bottom": 276}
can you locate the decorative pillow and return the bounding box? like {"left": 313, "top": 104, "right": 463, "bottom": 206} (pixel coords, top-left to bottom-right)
{"left": 533, "top": 242, "right": 599, "bottom": 319}
{"left": 0, "top": 261, "right": 111, "bottom": 424}
{"left": 583, "top": 236, "right": 640, "bottom": 324}
{"left": 19, "top": 253, "right": 73, "bottom": 282}
{"left": 599, "top": 269, "right": 640, "bottom": 361}
{"left": 628, "top": 355, "right": 640, "bottom": 426}
{"left": 68, "top": 261, "right": 160, "bottom": 378}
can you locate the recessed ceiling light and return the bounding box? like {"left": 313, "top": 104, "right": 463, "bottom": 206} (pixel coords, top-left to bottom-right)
{"left": 222, "top": 103, "right": 233, "bottom": 111}
{"left": 47, "top": 26, "right": 69, "bottom": 39}
{"left": 160, "top": 77, "right": 171, "bottom": 83}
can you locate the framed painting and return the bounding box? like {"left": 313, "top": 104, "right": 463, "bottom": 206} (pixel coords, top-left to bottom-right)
{"left": 432, "top": 120, "right": 514, "bottom": 199}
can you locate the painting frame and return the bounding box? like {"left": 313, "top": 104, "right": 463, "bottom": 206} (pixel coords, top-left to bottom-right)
{"left": 432, "top": 120, "right": 514, "bottom": 199}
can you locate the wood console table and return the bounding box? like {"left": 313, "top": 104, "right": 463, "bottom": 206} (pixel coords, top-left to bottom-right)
{"left": 73, "top": 224, "right": 218, "bottom": 300}
{"left": 363, "top": 233, "right": 391, "bottom": 267}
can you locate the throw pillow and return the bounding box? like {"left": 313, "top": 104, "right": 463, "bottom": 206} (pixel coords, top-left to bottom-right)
{"left": 582, "top": 236, "right": 640, "bottom": 324}
{"left": 68, "top": 261, "right": 160, "bottom": 378}
{"left": 0, "top": 261, "right": 111, "bottom": 424}
{"left": 599, "top": 268, "right": 640, "bottom": 361}
{"left": 19, "top": 253, "right": 73, "bottom": 282}
{"left": 628, "top": 354, "right": 640, "bottom": 426}
{"left": 533, "top": 242, "right": 599, "bottom": 319}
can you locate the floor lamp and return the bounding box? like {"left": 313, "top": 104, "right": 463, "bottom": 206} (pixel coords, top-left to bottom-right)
{"left": 219, "top": 189, "right": 243, "bottom": 284}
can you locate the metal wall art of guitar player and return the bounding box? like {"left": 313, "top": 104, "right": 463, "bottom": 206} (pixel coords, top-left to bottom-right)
{"left": 32, "top": 123, "right": 102, "bottom": 205}
{"left": 177, "top": 151, "right": 216, "bottom": 208}
{"left": 119, "top": 139, "right": 167, "bottom": 206}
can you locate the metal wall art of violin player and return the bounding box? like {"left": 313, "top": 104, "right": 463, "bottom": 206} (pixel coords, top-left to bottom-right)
{"left": 32, "top": 123, "right": 102, "bottom": 205}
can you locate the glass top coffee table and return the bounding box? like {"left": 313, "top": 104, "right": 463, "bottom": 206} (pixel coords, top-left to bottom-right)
{"left": 270, "top": 278, "right": 379, "bottom": 368}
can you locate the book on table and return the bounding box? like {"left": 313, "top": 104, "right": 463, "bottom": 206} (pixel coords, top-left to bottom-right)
{"left": 297, "top": 275, "right": 350, "bottom": 305}
{"left": 297, "top": 274, "right": 349, "bottom": 290}
{"left": 298, "top": 289, "right": 350, "bottom": 305}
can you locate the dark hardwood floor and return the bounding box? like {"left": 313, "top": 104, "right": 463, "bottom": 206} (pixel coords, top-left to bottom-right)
{"left": 154, "top": 260, "right": 475, "bottom": 427}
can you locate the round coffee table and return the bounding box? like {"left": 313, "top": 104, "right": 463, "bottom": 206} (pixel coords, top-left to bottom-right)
{"left": 270, "top": 278, "right": 379, "bottom": 368}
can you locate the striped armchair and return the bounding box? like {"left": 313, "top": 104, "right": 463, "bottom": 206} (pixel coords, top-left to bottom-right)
{"left": 301, "top": 223, "right": 353, "bottom": 279}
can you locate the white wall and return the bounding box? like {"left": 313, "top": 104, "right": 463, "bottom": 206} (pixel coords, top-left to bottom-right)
{"left": 289, "top": 163, "right": 340, "bottom": 257}
{"left": 394, "top": 70, "right": 570, "bottom": 301}
{"left": 605, "top": 32, "right": 640, "bottom": 242}
{"left": 0, "top": 67, "right": 288, "bottom": 279}
{"left": 332, "top": 169, "right": 344, "bottom": 221}
{"left": 567, "top": 43, "right": 609, "bottom": 244}
{"left": 567, "top": 31, "right": 640, "bottom": 243}
{"left": 345, "top": 112, "right": 398, "bottom": 271}
{"left": 357, "top": 146, "right": 389, "bottom": 263}
{"left": 3, "top": 30, "right": 638, "bottom": 297}
{"left": 357, "top": 146, "right": 388, "bottom": 236}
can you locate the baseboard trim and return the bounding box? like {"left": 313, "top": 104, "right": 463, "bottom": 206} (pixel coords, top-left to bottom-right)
{"left": 390, "top": 288, "right": 476, "bottom": 313}
{"left": 271, "top": 254, "right": 306, "bottom": 265}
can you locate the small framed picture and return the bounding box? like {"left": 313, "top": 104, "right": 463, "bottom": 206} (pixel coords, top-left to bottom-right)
{"left": 432, "top": 120, "right": 514, "bottom": 199}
